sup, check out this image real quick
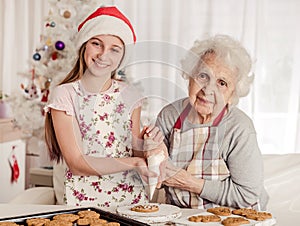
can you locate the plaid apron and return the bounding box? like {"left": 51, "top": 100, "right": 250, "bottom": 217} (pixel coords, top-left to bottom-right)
{"left": 165, "top": 103, "right": 230, "bottom": 209}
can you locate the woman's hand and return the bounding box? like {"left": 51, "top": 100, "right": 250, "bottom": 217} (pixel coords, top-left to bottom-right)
{"left": 163, "top": 161, "right": 204, "bottom": 194}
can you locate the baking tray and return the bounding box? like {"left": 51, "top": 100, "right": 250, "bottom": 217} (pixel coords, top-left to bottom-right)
{"left": 0, "top": 207, "right": 150, "bottom": 226}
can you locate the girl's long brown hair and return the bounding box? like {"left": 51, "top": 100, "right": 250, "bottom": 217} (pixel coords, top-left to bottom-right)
{"left": 44, "top": 44, "right": 87, "bottom": 163}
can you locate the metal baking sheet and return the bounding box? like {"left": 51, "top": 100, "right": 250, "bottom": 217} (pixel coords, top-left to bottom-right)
{"left": 0, "top": 207, "right": 150, "bottom": 226}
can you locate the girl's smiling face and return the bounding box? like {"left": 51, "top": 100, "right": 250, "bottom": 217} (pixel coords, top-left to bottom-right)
{"left": 84, "top": 34, "right": 124, "bottom": 77}
{"left": 188, "top": 52, "right": 237, "bottom": 123}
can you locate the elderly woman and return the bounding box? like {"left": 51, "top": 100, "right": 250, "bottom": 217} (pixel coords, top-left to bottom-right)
{"left": 156, "top": 35, "right": 269, "bottom": 210}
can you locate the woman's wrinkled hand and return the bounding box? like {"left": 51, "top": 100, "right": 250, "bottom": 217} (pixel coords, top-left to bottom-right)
{"left": 163, "top": 161, "right": 204, "bottom": 194}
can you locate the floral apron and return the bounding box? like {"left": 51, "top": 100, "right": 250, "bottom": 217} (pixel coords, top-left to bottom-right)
{"left": 64, "top": 80, "right": 147, "bottom": 207}
{"left": 165, "top": 103, "right": 230, "bottom": 209}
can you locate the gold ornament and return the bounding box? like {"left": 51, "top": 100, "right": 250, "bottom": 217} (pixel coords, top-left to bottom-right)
{"left": 63, "top": 10, "right": 71, "bottom": 19}
{"left": 45, "top": 38, "right": 52, "bottom": 46}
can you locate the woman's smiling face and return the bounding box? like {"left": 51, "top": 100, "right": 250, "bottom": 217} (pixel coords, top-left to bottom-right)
{"left": 188, "top": 52, "right": 237, "bottom": 122}
{"left": 84, "top": 34, "right": 124, "bottom": 77}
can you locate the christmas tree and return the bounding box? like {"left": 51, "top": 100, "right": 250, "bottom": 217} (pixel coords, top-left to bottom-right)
{"left": 9, "top": 0, "right": 106, "bottom": 157}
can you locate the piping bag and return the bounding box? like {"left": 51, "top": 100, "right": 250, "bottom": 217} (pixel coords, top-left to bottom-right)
{"left": 143, "top": 134, "right": 165, "bottom": 201}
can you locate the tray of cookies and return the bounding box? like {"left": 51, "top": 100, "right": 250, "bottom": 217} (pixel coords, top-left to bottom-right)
{"left": 0, "top": 207, "right": 150, "bottom": 226}
{"left": 173, "top": 207, "right": 276, "bottom": 226}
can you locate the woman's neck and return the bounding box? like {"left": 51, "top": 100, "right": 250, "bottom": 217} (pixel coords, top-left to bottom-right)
{"left": 81, "top": 71, "right": 113, "bottom": 93}
{"left": 188, "top": 107, "right": 211, "bottom": 124}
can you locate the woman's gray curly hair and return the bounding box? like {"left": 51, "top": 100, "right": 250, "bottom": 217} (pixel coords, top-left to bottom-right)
{"left": 181, "top": 34, "right": 254, "bottom": 105}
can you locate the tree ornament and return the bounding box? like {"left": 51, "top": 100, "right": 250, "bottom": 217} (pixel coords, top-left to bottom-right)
{"left": 33, "top": 52, "right": 41, "bottom": 61}
{"left": 46, "top": 38, "right": 52, "bottom": 46}
{"left": 55, "top": 40, "right": 65, "bottom": 50}
{"left": 40, "top": 78, "right": 51, "bottom": 115}
{"left": 45, "top": 21, "right": 56, "bottom": 28}
{"left": 41, "top": 78, "right": 51, "bottom": 103}
{"left": 9, "top": 146, "right": 20, "bottom": 183}
{"left": 43, "top": 45, "right": 49, "bottom": 51}
{"left": 63, "top": 10, "right": 71, "bottom": 19}
{"left": 21, "top": 69, "right": 39, "bottom": 99}
{"left": 51, "top": 52, "right": 58, "bottom": 60}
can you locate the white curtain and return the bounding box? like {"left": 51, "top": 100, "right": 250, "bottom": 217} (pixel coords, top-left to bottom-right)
{"left": 1, "top": 0, "right": 299, "bottom": 154}
{"left": 0, "top": 0, "right": 49, "bottom": 94}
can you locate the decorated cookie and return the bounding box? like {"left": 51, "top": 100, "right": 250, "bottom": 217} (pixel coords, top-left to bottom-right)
{"left": 130, "top": 204, "right": 159, "bottom": 213}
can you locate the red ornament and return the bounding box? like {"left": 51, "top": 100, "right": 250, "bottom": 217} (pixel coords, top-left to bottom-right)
{"left": 9, "top": 146, "right": 20, "bottom": 183}
{"left": 51, "top": 52, "right": 58, "bottom": 60}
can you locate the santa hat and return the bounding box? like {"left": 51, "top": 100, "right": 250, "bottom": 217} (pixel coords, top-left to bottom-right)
{"left": 75, "top": 6, "right": 136, "bottom": 68}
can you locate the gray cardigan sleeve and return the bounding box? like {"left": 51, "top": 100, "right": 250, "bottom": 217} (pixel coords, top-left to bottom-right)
{"left": 200, "top": 130, "right": 265, "bottom": 208}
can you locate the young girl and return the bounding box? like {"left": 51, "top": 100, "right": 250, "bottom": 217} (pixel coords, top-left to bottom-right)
{"left": 44, "top": 6, "right": 159, "bottom": 207}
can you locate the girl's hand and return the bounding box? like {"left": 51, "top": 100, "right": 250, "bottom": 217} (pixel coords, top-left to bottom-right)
{"left": 142, "top": 125, "right": 165, "bottom": 157}
{"left": 132, "top": 124, "right": 163, "bottom": 157}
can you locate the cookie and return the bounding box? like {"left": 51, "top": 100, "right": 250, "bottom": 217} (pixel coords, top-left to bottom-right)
{"left": 0, "top": 222, "right": 19, "bottom": 226}
{"left": 45, "top": 219, "right": 73, "bottom": 226}
{"left": 232, "top": 208, "right": 257, "bottom": 216}
{"left": 77, "top": 218, "right": 107, "bottom": 225}
{"left": 207, "top": 207, "right": 232, "bottom": 216}
{"left": 26, "top": 218, "right": 50, "bottom": 226}
{"left": 89, "top": 218, "right": 107, "bottom": 224}
{"left": 245, "top": 211, "right": 272, "bottom": 221}
{"left": 188, "top": 215, "right": 221, "bottom": 223}
{"left": 77, "top": 210, "right": 100, "bottom": 219}
{"left": 221, "top": 217, "right": 250, "bottom": 226}
{"left": 52, "top": 213, "right": 79, "bottom": 222}
{"left": 130, "top": 204, "right": 159, "bottom": 213}
{"left": 76, "top": 218, "right": 90, "bottom": 226}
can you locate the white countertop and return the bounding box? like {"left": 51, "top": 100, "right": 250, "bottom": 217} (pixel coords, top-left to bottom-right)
{"left": 0, "top": 204, "right": 278, "bottom": 226}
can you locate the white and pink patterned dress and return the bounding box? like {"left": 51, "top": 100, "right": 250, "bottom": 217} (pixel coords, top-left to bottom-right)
{"left": 46, "top": 79, "right": 147, "bottom": 207}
